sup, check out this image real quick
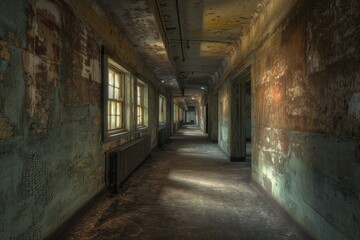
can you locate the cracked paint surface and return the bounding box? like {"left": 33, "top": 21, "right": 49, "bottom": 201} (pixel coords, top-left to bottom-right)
{"left": 216, "top": 1, "right": 359, "bottom": 240}
{"left": 0, "top": 0, "right": 169, "bottom": 239}
{"left": 251, "top": 1, "right": 359, "bottom": 240}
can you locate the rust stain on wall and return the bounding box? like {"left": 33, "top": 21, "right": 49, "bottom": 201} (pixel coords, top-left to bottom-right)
{"left": 253, "top": 5, "right": 360, "bottom": 137}
{"left": 7, "top": 32, "right": 21, "bottom": 48}
{"left": 58, "top": 2, "right": 101, "bottom": 106}
{"left": 0, "top": 117, "right": 13, "bottom": 139}
{"left": 23, "top": 52, "right": 58, "bottom": 133}
{"left": 21, "top": 0, "right": 64, "bottom": 133}
{"left": 0, "top": 41, "right": 11, "bottom": 61}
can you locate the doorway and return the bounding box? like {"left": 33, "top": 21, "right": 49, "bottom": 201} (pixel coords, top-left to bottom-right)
{"left": 245, "top": 81, "right": 252, "bottom": 161}
{"left": 230, "top": 67, "right": 251, "bottom": 162}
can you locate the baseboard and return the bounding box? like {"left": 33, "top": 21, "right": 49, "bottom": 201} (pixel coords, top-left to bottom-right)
{"left": 45, "top": 187, "right": 107, "bottom": 240}
{"left": 251, "top": 180, "right": 314, "bottom": 240}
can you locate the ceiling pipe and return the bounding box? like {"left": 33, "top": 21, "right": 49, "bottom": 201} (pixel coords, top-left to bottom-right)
{"left": 154, "top": 0, "right": 170, "bottom": 47}
{"left": 175, "top": 0, "right": 185, "bottom": 62}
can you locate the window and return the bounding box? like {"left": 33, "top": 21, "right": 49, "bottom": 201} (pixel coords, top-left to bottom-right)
{"left": 102, "top": 50, "right": 149, "bottom": 139}
{"left": 173, "top": 104, "right": 179, "bottom": 122}
{"left": 104, "top": 57, "right": 129, "bottom": 137}
{"left": 108, "top": 67, "right": 125, "bottom": 131}
{"left": 137, "top": 83, "right": 144, "bottom": 126}
{"left": 136, "top": 79, "right": 148, "bottom": 127}
{"left": 159, "top": 95, "right": 166, "bottom": 124}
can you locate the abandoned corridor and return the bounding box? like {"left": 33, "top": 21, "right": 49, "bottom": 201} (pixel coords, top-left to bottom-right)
{"left": 65, "top": 126, "right": 302, "bottom": 240}
{"left": 1, "top": 1, "right": 359, "bottom": 239}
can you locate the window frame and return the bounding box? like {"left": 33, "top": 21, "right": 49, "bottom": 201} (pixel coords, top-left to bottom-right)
{"left": 173, "top": 103, "right": 179, "bottom": 122}
{"left": 159, "top": 95, "right": 166, "bottom": 125}
{"left": 107, "top": 65, "right": 125, "bottom": 133}
{"left": 102, "top": 50, "right": 130, "bottom": 139}
{"left": 136, "top": 79, "right": 148, "bottom": 128}
{"left": 137, "top": 82, "right": 145, "bottom": 127}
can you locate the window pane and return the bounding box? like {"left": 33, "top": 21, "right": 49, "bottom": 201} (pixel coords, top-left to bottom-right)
{"left": 117, "top": 102, "right": 121, "bottom": 115}
{"left": 137, "top": 86, "right": 141, "bottom": 105}
{"left": 107, "top": 64, "right": 126, "bottom": 132}
{"left": 116, "top": 116, "right": 120, "bottom": 128}
{"left": 115, "top": 73, "right": 120, "bottom": 87}
{"left": 137, "top": 106, "right": 143, "bottom": 125}
{"left": 109, "top": 71, "right": 114, "bottom": 86}
{"left": 111, "top": 116, "right": 116, "bottom": 129}
{"left": 114, "top": 87, "right": 119, "bottom": 100}
{"left": 111, "top": 101, "right": 116, "bottom": 116}
{"left": 109, "top": 86, "right": 114, "bottom": 99}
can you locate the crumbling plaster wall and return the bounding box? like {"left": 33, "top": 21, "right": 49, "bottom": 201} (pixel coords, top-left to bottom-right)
{"left": 0, "top": 0, "right": 168, "bottom": 239}
{"left": 218, "top": 80, "right": 231, "bottom": 156}
{"left": 216, "top": 0, "right": 360, "bottom": 239}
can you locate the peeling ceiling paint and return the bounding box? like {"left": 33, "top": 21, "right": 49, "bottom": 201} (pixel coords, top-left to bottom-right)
{"left": 97, "top": 0, "right": 178, "bottom": 90}
{"left": 96, "top": 0, "right": 266, "bottom": 101}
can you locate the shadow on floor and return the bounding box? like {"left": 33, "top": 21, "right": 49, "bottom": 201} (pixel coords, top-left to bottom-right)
{"left": 65, "top": 125, "right": 304, "bottom": 240}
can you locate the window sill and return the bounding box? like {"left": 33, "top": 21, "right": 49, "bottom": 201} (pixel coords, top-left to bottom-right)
{"left": 104, "top": 130, "right": 129, "bottom": 142}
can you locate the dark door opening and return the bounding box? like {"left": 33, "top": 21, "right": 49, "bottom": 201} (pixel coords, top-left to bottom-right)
{"left": 245, "top": 81, "right": 252, "bottom": 161}
{"left": 206, "top": 104, "right": 208, "bottom": 133}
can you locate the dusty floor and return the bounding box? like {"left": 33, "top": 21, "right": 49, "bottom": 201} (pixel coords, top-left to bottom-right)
{"left": 65, "top": 125, "right": 302, "bottom": 240}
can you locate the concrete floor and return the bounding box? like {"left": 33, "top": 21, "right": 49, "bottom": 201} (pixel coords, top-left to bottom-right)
{"left": 66, "top": 125, "right": 302, "bottom": 240}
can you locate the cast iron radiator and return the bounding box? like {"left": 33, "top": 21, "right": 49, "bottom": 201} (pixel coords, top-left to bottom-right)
{"left": 106, "top": 135, "right": 150, "bottom": 192}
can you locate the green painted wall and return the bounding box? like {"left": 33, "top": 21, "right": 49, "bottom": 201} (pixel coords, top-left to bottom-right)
{"left": 0, "top": 0, "right": 170, "bottom": 239}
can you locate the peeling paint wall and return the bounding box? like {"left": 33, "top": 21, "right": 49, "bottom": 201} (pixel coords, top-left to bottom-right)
{"left": 252, "top": 2, "right": 360, "bottom": 238}
{"left": 0, "top": 0, "right": 170, "bottom": 239}
{"left": 218, "top": 80, "right": 231, "bottom": 156}
{"left": 217, "top": 0, "right": 359, "bottom": 239}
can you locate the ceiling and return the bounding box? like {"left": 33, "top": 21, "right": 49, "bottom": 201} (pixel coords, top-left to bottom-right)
{"left": 97, "top": 0, "right": 266, "bottom": 107}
